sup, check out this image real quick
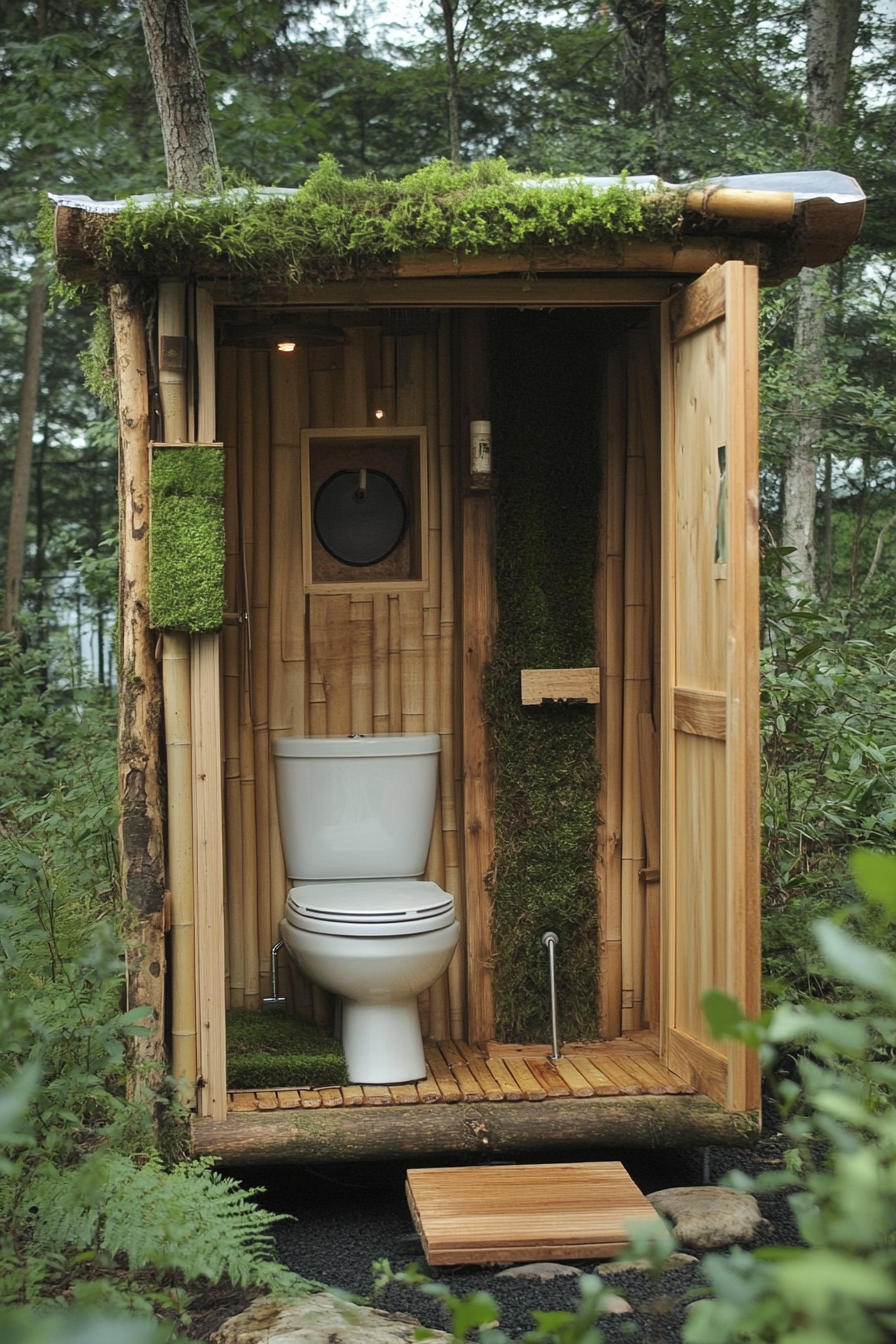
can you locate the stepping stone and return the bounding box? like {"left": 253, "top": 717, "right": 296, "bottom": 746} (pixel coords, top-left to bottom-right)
{"left": 210, "top": 1292, "right": 453, "bottom": 1344}
{"left": 496, "top": 1262, "right": 583, "bottom": 1281}
{"left": 647, "top": 1186, "right": 766, "bottom": 1249}
{"left": 599, "top": 1252, "right": 699, "bottom": 1274}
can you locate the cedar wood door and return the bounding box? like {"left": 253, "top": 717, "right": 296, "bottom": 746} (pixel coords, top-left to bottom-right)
{"left": 659, "top": 261, "right": 762, "bottom": 1112}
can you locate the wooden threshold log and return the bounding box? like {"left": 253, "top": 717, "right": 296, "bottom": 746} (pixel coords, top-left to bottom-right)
{"left": 192, "top": 1094, "right": 760, "bottom": 1165}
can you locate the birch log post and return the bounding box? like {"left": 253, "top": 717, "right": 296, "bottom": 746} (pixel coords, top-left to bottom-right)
{"left": 111, "top": 282, "right": 167, "bottom": 1094}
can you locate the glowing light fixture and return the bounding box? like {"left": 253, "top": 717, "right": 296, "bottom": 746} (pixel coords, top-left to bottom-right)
{"left": 277, "top": 341, "right": 297, "bottom": 353}
{"left": 374, "top": 408, "right": 385, "bottom": 421}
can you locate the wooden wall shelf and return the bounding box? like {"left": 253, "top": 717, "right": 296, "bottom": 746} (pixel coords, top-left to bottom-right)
{"left": 520, "top": 667, "right": 601, "bottom": 705}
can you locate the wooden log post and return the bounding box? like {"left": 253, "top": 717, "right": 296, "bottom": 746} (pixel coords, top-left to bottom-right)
{"left": 111, "top": 282, "right": 167, "bottom": 1095}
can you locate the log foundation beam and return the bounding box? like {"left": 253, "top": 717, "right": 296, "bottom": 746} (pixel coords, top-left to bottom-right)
{"left": 192, "top": 1095, "right": 760, "bottom": 1166}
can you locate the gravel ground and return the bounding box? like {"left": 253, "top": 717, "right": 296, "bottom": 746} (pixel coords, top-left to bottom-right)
{"left": 232, "top": 1104, "right": 800, "bottom": 1342}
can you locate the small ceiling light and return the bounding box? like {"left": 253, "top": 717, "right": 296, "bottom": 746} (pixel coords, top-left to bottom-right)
{"left": 374, "top": 408, "right": 385, "bottom": 421}
{"left": 277, "top": 341, "right": 297, "bottom": 353}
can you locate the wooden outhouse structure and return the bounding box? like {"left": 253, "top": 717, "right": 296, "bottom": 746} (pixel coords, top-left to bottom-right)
{"left": 53, "top": 169, "right": 864, "bottom": 1165}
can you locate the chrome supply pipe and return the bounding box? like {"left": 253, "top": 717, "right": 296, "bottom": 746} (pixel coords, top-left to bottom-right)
{"left": 542, "top": 931, "right": 560, "bottom": 1059}
{"left": 262, "top": 940, "right": 286, "bottom": 1012}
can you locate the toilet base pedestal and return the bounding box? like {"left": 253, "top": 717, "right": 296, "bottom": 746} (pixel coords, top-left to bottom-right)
{"left": 342, "top": 1000, "right": 426, "bottom": 1084}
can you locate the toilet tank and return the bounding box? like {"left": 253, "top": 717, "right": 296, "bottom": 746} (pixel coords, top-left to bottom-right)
{"left": 271, "top": 734, "right": 440, "bottom": 881}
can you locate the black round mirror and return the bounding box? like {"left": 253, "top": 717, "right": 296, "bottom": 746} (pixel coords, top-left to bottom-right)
{"left": 314, "top": 469, "right": 408, "bottom": 567}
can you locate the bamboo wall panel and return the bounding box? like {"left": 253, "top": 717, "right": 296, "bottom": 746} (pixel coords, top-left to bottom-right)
{"left": 219, "top": 312, "right": 466, "bottom": 1038}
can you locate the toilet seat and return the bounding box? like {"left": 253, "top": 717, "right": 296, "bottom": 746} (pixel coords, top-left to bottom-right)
{"left": 285, "top": 880, "right": 454, "bottom": 938}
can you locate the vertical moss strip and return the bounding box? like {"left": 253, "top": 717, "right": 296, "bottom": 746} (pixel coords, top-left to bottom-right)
{"left": 487, "top": 311, "right": 602, "bottom": 1043}
{"left": 149, "top": 447, "right": 225, "bottom": 632}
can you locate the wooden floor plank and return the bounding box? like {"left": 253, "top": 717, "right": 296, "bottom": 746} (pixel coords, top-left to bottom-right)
{"left": 502, "top": 1056, "right": 547, "bottom": 1102}
{"left": 588, "top": 1055, "right": 645, "bottom": 1095}
{"left": 437, "top": 1042, "right": 486, "bottom": 1102}
{"left": 551, "top": 1057, "right": 595, "bottom": 1098}
{"left": 482, "top": 1055, "right": 523, "bottom": 1102}
{"left": 633, "top": 1054, "right": 696, "bottom": 1094}
{"left": 390, "top": 1083, "right": 420, "bottom": 1105}
{"left": 524, "top": 1058, "right": 572, "bottom": 1099}
{"left": 564, "top": 1056, "right": 619, "bottom": 1095}
{"left": 342, "top": 1085, "right": 365, "bottom": 1107}
{"left": 229, "top": 1091, "right": 259, "bottom": 1112}
{"left": 362, "top": 1085, "right": 393, "bottom": 1106}
{"left": 417, "top": 1065, "right": 444, "bottom": 1104}
{"left": 406, "top": 1161, "right": 663, "bottom": 1265}
{"left": 319, "top": 1087, "right": 345, "bottom": 1108}
{"left": 276, "top": 1090, "right": 301, "bottom": 1109}
{"left": 455, "top": 1041, "right": 505, "bottom": 1101}
{"left": 423, "top": 1044, "right": 463, "bottom": 1102}
{"left": 299, "top": 1089, "right": 322, "bottom": 1109}
{"left": 255, "top": 1090, "right": 279, "bottom": 1110}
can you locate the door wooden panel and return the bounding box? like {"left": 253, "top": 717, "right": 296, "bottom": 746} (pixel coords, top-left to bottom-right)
{"left": 660, "top": 262, "right": 761, "bottom": 1112}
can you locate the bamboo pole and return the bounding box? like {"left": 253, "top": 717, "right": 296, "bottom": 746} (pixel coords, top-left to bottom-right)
{"left": 400, "top": 590, "right": 425, "bottom": 733}
{"left": 313, "top": 594, "right": 353, "bottom": 735}
{"left": 156, "top": 281, "right": 199, "bottom": 1097}
{"left": 596, "top": 346, "right": 625, "bottom": 1040}
{"left": 269, "top": 349, "right": 309, "bottom": 1008}
{"left": 249, "top": 351, "right": 273, "bottom": 1001}
{"left": 342, "top": 327, "right": 368, "bottom": 425}
{"left": 380, "top": 335, "right": 397, "bottom": 425}
{"left": 397, "top": 332, "right": 426, "bottom": 424}
{"left": 219, "top": 346, "right": 245, "bottom": 1009}
{"left": 351, "top": 596, "right": 374, "bottom": 734}
{"left": 388, "top": 594, "right": 402, "bottom": 732}
{"left": 191, "top": 632, "right": 227, "bottom": 1121}
{"left": 437, "top": 314, "right": 465, "bottom": 1039}
{"left": 423, "top": 327, "right": 442, "bottom": 741}
{"left": 162, "top": 633, "right": 197, "bottom": 1097}
{"left": 112, "top": 283, "right": 167, "bottom": 1095}
{"left": 373, "top": 593, "right": 389, "bottom": 733}
{"left": 621, "top": 333, "right": 652, "bottom": 1032}
{"left": 237, "top": 352, "right": 260, "bottom": 1009}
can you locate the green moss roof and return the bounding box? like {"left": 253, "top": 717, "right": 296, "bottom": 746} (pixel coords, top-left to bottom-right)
{"left": 63, "top": 158, "right": 689, "bottom": 286}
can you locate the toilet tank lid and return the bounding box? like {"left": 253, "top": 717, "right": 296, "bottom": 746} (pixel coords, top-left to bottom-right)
{"left": 272, "top": 733, "right": 440, "bottom": 759}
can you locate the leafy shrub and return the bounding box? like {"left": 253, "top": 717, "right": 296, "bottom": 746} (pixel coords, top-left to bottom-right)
{"left": 690, "top": 849, "right": 896, "bottom": 1343}
{"left": 0, "top": 635, "right": 307, "bottom": 1333}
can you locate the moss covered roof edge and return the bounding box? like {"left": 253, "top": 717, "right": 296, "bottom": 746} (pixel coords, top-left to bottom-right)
{"left": 48, "top": 158, "right": 865, "bottom": 286}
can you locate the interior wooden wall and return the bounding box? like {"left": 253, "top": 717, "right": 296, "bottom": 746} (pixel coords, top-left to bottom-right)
{"left": 596, "top": 321, "right": 662, "bottom": 1039}
{"left": 216, "top": 313, "right": 467, "bottom": 1040}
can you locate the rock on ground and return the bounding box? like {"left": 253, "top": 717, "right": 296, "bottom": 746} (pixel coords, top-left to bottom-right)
{"left": 598, "top": 1252, "right": 699, "bottom": 1275}
{"left": 496, "top": 1262, "right": 583, "bottom": 1281}
{"left": 647, "top": 1186, "right": 766, "bottom": 1250}
{"left": 209, "top": 1291, "right": 454, "bottom": 1344}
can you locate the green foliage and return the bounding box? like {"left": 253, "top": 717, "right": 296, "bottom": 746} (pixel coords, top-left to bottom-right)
{"left": 95, "top": 157, "right": 684, "bottom": 284}
{"left": 690, "top": 850, "right": 896, "bottom": 1344}
{"left": 0, "top": 648, "right": 307, "bottom": 1331}
{"left": 759, "top": 584, "right": 896, "bottom": 999}
{"left": 486, "top": 310, "right": 601, "bottom": 1043}
{"left": 226, "top": 1008, "right": 348, "bottom": 1090}
{"left": 78, "top": 302, "right": 116, "bottom": 409}
{"left": 149, "top": 447, "right": 225, "bottom": 632}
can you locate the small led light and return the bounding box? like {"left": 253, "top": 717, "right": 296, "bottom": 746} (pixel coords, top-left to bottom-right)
{"left": 374, "top": 408, "right": 385, "bottom": 420}
{"left": 277, "top": 341, "right": 297, "bottom": 353}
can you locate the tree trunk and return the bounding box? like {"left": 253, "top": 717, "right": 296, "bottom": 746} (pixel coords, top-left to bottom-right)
{"left": 440, "top": 0, "right": 462, "bottom": 164}
{"left": 137, "top": 0, "right": 222, "bottom": 192}
{"left": 612, "top": 0, "right": 669, "bottom": 177}
{"left": 111, "top": 282, "right": 168, "bottom": 1096}
{"left": 3, "top": 273, "right": 47, "bottom": 632}
{"left": 781, "top": 0, "right": 862, "bottom": 596}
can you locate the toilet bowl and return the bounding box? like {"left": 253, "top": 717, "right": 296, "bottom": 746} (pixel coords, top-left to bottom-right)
{"left": 271, "top": 734, "right": 459, "bottom": 1084}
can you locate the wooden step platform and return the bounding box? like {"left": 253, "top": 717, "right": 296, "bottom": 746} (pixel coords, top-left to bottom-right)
{"left": 406, "top": 1161, "right": 664, "bottom": 1264}
{"left": 226, "top": 1035, "right": 695, "bottom": 1113}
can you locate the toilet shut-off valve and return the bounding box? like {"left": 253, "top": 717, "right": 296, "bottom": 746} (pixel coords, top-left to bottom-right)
{"left": 542, "top": 931, "right": 561, "bottom": 1059}
{"left": 263, "top": 940, "right": 287, "bottom": 1012}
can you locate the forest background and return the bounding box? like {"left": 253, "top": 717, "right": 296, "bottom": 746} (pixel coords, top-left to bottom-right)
{"left": 2, "top": 2, "right": 896, "bottom": 1337}
{"left": 3, "top": 0, "right": 896, "bottom": 982}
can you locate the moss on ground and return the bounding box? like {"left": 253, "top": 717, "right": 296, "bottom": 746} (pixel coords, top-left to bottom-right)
{"left": 226, "top": 1008, "right": 348, "bottom": 1091}
{"left": 487, "top": 309, "right": 604, "bottom": 1043}
{"left": 149, "top": 447, "right": 225, "bottom": 632}
{"left": 93, "top": 158, "right": 686, "bottom": 284}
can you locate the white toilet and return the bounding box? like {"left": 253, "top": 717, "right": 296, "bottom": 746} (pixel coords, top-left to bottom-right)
{"left": 271, "top": 733, "right": 459, "bottom": 1084}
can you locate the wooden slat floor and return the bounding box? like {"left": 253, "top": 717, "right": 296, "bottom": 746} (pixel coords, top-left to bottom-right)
{"left": 226, "top": 1032, "right": 695, "bottom": 1113}
{"left": 406, "top": 1160, "right": 665, "bottom": 1264}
